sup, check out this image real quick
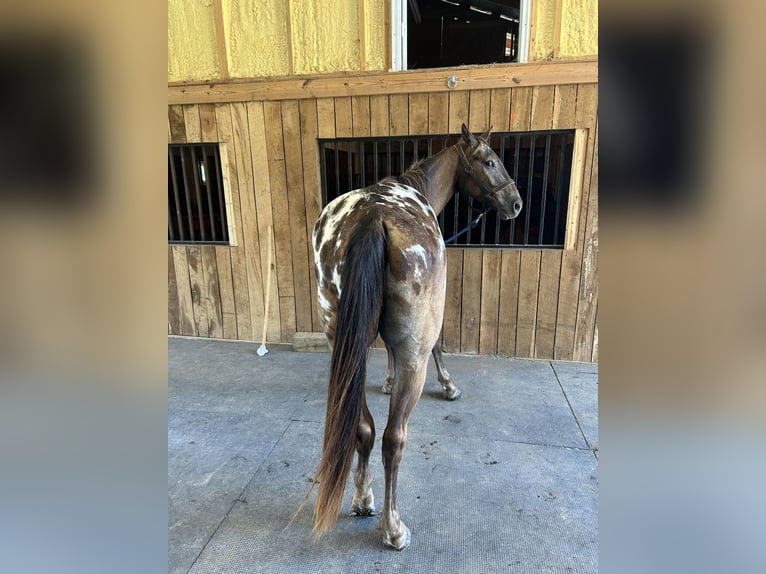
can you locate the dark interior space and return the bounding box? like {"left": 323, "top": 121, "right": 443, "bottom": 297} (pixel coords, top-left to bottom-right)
{"left": 407, "top": 0, "right": 521, "bottom": 69}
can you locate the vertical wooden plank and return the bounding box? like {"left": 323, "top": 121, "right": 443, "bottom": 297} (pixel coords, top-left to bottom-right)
{"left": 284, "top": 0, "right": 294, "bottom": 75}
{"left": 201, "top": 245, "right": 223, "bottom": 338}
{"left": 316, "top": 98, "right": 336, "bottom": 138}
{"left": 168, "top": 105, "right": 186, "bottom": 143}
{"left": 214, "top": 246, "right": 238, "bottom": 339}
{"left": 573, "top": 84, "right": 598, "bottom": 250}
{"left": 199, "top": 103, "right": 219, "bottom": 141}
{"left": 389, "top": 94, "right": 409, "bottom": 135}
{"left": 509, "top": 87, "right": 532, "bottom": 131}
{"left": 556, "top": 83, "right": 597, "bottom": 359}
{"left": 554, "top": 248, "right": 581, "bottom": 359}
{"left": 497, "top": 250, "right": 521, "bottom": 355}
{"left": 212, "top": 0, "right": 230, "bottom": 79}
{"left": 370, "top": 94, "right": 389, "bottom": 136}
{"left": 534, "top": 250, "right": 561, "bottom": 358}
{"left": 564, "top": 129, "right": 588, "bottom": 251}
{"left": 460, "top": 250, "right": 483, "bottom": 354}
{"left": 358, "top": 0, "right": 366, "bottom": 69}
{"left": 172, "top": 245, "right": 197, "bottom": 336}
{"left": 183, "top": 105, "right": 201, "bottom": 142}
{"left": 479, "top": 250, "right": 501, "bottom": 354}
{"left": 263, "top": 101, "right": 296, "bottom": 339}
{"left": 591, "top": 306, "right": 598, "bottom": 363}
{"left": 552, "top": 0, "right": 563, "bottom": 59}
{"left": 553, "top": 84, "right": 578, "bottom": 129}
{"left": 527, "top": 0, "right": 538, "bottom": 62}
{"left": 515, "top": 251, "right": 540, "bottom": 357}
{"left": 232, "top": 102, "right": 267, "bottom": 341}
{"left": 299, "top": 98, "right": 323, "bottom": 331}
{"left": 489, "top": 88, "right": 512, "bottom": 132}
{"left": 409, "top": 93, "right": 429, "bottom": 134}
{"left": 448, "top": 91, "right": 469, "bottom": 133}
{"left": 530, "top": 85, "right": 555, "bottom": 130}
{"left": 351, "top": 96, "right": 371, "bottom": 136}
{"left": 574, "top": 124, "right": 598, "bottom": 362}
{"left": 553, "top": 84, "right": 583, "bottom": 359}
{"left": 186, "top": 245, "right": 210, "bottom": 336}
{"left": 442, "top": 249, "right": 464, "bottom": 352}
{"left": 215, "top": 104, "right": 251, "bottom": 339}
{"left": 467, "top": 89, "right": 491, "bottom": 132}
{"left": 428, "top": 92, "right": 449, "bottom": 134}
{"left": 168, "top": 247, "right": 181, "bottom": 334}
{"left": 282, "top": 100, "right": 313, "bottom": 334}
{"left": 334, "top": 96, "right": 353, "bottom": 137}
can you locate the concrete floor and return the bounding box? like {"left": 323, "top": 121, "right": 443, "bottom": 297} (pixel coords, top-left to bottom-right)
{"left": 169, "top": 337, "right": 598, "bottom": 574}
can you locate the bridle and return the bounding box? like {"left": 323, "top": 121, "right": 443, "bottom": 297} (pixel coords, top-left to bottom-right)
{"left": 453, "top": 142, "right": 516, "bottom": 202}
{"left": 443, "top": 142, "right": 517, "bottom": 245}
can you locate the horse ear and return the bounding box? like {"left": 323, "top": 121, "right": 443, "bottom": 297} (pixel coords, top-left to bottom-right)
{"left": 480, "top": 126, "right": 492, "bottom": 141}
{"left": 461, "top": 123, "right": 478, "bottom": 147}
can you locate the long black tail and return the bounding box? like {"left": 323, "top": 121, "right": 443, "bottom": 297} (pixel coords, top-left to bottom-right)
{"left": 312, "top": 215, "right": 386, "bottom": 539}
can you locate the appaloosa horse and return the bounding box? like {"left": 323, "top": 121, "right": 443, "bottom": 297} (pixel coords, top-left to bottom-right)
{"left": 308, "top": 124, "right": 522, "bottom": 549}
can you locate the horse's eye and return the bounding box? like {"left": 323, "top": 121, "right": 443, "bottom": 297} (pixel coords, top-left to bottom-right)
{"left": 484, "top": 159, "right": 495, "bottom": 168}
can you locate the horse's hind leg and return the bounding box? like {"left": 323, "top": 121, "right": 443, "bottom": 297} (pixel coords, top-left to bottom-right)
{"left": 381, "top": 353, "right": 429, "bottom": 550}
{"left": 432, "top": 345, "right": 461, "bottom": 400}
{"left": 352, "top": 392, "right": 376, "bottom": 516}
{"left": 385, "top": 345, "right": 461, "bottom": 401}
{"left": 382, "top": 344, "right": 394, "bottom": 395}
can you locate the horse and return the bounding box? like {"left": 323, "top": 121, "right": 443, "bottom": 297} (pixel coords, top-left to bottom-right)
{"left": 308, "top": 124, "right": 523, "bottom": 550}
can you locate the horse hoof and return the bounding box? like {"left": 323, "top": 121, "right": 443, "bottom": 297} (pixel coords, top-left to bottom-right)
{"left": 351, "top": 498, "right": 376, "bottom": 516}
{"left": 383, "top": 525, "right": 411, "bottom": 550}
{"left": 443, "top": 387, "right": 462, "bottom": 401}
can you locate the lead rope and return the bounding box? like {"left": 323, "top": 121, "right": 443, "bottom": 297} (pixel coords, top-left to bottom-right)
{"left": 444, "top": 207, "right": 490, "bottom": 244}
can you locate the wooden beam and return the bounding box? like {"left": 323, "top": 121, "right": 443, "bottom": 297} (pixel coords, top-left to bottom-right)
{"left": 552, "top": 0, "right": 563, "bottom": 59}
{"left": 527, "top": 0, "right": 537, "bottom": 62}
{"left": 285, "top": 0, "right": 295, "bottom": 76}
{"left": 213, "top": 0, "right": 230, "bottom": 80}
{"left": 358, "top": 0, "right": 367, "bottom": 70}
{"left": 564, "top": 128, "right": 588, "bottom": 251}
{"left": 168, "top": 59, "right": 598, "bottom": 104}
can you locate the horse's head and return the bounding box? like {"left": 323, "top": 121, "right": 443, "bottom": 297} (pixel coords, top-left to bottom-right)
{"left": 456, "top": 124, "right": 523, "bottom": 220}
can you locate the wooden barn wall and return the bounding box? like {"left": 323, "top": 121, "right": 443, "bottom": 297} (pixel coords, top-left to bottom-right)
{"left": 168, "top": 77, "right": 598, "bottom": 362}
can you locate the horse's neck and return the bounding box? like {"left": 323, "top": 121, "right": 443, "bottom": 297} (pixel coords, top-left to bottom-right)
{"left": 416, "top": 147, "right": 461, "bottom": 216}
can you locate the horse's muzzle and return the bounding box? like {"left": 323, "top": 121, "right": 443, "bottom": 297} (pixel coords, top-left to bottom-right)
{"left": 498, "top": 193, "right": 523, "bottom": 220}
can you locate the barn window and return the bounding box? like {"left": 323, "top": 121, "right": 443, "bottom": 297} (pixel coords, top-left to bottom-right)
{"left": 318, "top": 130, "right": 579, "bottom": 249}
{"left": 168, "top": 143, "right": 232, "bottom": 245}
{"left": 393, "top": 0, "right": 531, "bottom": 70}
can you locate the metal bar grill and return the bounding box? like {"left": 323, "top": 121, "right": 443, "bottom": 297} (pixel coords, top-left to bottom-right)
{"left": 168, "top": 143, "right": 229, "bottom": 245}
{"left": 317, "top": 130, "right": 575, "bottom": 249}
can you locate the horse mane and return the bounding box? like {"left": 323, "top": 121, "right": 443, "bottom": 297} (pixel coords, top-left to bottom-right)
{"left": 383, "top": 158, "right": 431, "bottom": 193}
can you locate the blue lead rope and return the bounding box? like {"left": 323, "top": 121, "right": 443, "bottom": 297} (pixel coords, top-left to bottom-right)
{"left": 444, "top": 211, "right": 487, "bottom": 244}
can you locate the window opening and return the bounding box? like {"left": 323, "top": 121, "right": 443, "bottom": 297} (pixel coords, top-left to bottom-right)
{"left": 401, "top": 0, "right": 529, "bottom": 70}
{"left": 168, "top": 143, "right": 229, "bottom": 244}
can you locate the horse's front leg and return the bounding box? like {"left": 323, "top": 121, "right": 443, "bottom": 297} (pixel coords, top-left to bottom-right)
{"left": 431, "top": 345, "right": 461, "bottom": 400}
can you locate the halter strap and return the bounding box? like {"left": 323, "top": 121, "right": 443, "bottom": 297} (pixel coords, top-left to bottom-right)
{"left": 453, "top": 143, "right": 515, "bottom": 201}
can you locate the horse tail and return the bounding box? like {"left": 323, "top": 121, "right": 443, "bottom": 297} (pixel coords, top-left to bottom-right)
{"left": 312, "top": 215, "right": 386, "bottom": 540}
